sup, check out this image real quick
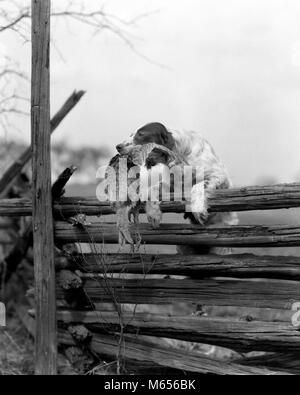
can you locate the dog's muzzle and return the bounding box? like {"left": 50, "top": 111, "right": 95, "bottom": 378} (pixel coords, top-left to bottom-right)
{"left": 116, "top": 142, "right": 134, "bottom": 154}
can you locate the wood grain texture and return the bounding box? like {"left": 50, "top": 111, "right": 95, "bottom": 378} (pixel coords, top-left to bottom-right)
{"left": 89, "top": 333, "right": 283, "bottom": 375}
{"left": 0, "top": 198, "right": 36, "bottom": 216}
{"left": 57, "top": 270, "right": 82, "bottom": 291}
{"left": 56, "top": 328, "right": 283, "bottom": 374}
{"left": 56, "top": 310, "right": 300, "bottom": 353}
{"left": 31, "top": 0, "right": 57, "bottom": 375}
{"left": 57, "top": 276, "right": 300, "bottom": 310}
{"left": 63, "top": 252, "right": 300, "bottom": 280}
{"left": 52, "top": 182, "right": 300, "bottom": 214}
{"left": 238, "top": 353, "right": 300, "bottom": 375}
{"left": 2, "top": 182, "right": 300, "bottom": 216}
{"left": 52, "top": 166, "right": 77, "bottom": 200}
{"left": 54, "top": 221, "right": 300, "bottom": 247}
{"left": 1, "top": 168, "right": 76, "bottom": 283}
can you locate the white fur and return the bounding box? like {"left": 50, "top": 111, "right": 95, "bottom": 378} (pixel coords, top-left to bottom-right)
{"left": 141, "top": 163, "right": 170, "bottom": 228}
{"left": 190, "top": 182, "right": 207, "bottom": 225}
{"left": 120, "top": 129, "right": 238, "bottom": 231}
{"left": 151, "top": 129, "right": 237, "bottom": 228}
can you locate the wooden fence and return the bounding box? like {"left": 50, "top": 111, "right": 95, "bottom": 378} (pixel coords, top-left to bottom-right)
{"left": 2, "top": 181, "right": 300, "bottom": 374}
{"left": 51, "top": 182, "right": 300, "bottom": 375}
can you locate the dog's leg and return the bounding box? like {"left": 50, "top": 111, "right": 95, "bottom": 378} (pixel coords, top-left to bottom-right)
{"left": 145, "top": 182, "right": 164, "bottom": 229}
{"left": 116, "top": 205, "right": 135, "bottom": 247}
{"left": 190, "top": 171, "right": 229, "bottom": 225}
{"left": 146, "top": 199, "right": 162, "bottom": 229}
{"left": 142, "top": 163, "right": 169, "bottom": 229}
{"left": 190, "top": 181, "right": 208, "bottom": 225}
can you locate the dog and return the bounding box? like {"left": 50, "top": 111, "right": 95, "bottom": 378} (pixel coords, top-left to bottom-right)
{"left": 116, "top": 122, "right": 238, "bottom": 253}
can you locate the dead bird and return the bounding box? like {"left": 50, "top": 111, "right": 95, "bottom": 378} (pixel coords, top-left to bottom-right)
{"left": 106, "top": 152, "right": 141, "bottom": 249}
{"left": 106, "top": 143, "right": 183, "bottom": 249}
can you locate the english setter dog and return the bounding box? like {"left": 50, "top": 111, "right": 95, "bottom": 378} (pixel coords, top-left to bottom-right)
{"left": 116, "top": 122, "right": 238, "bottom": 254}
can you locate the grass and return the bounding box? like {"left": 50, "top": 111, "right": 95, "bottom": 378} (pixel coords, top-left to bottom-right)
{"left": 0, "top": 313, "right": 34, "bottom": 375}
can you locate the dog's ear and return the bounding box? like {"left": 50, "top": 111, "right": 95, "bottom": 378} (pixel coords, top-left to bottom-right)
{"left": 135, "top": 122, "right": 175, "bottom": 149}
{"left": 149, "top": 122, "right": 175, "bottom": 149}
{"left": 145, "top": 149, "right": 169, "bottom": 169}
{"left": 159, "top": 127, "right": 175, "bottom": 150}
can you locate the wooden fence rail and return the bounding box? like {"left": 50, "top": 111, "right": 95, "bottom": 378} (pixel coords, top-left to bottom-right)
{"left": 57, "top": 252, "right": 300, "bottom": 280}
{"left": 54, "top": 221, "right": 300, "bottom": 247}
{"left": 1, "top": 182, "right": 300, "bottom": 217}
{"left": 55, "top": 310, "right": 300, "bottom": 353}
{"left": 55, "top": 328, "right": 282, "bottom": 375}
{"left": 57, "top": 276, "right": 300, "bottom": 310}
{"left": 2, "top": 168, "right": 300, "bottom": 373}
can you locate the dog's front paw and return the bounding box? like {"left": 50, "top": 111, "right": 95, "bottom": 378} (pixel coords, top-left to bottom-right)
{"left": 146, "top": 201, "right": 162, "bottom": 229}
{"left": 192, "top": 211, "right": 209, "bottom": 226}
{"left": 190, "top": 182, "right": 208, "bottom": 225}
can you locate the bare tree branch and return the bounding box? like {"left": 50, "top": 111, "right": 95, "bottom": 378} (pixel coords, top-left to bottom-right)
{"left": 0, "top": 0, "right": 153, "bottom": 42}
{"left": 0, "top": 0, "right": 159, "bottom": 134}
{"left": 0, "top": 54, "right": 30, "bottom": 133}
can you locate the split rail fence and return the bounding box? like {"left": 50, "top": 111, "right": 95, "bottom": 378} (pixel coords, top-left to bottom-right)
{"left": 1, "top": 180, "right": 300, "bottom": 374}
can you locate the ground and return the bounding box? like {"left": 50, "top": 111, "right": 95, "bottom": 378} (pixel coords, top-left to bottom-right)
{"left": 0, "top": 313, "right": 34, "bottom": 375}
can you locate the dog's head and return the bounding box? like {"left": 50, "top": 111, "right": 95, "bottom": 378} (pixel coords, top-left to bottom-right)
{"left": 116, "top": 122, "right": 175, "bottom": 155}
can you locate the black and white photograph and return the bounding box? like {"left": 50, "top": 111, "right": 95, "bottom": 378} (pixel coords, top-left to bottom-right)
{"left": 0, "top": 0, "right": 300, "bottom": 377}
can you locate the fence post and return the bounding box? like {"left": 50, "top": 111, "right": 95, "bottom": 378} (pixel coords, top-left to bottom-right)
{"left": 31, "top": 0, "right": 57, "bottom": 375}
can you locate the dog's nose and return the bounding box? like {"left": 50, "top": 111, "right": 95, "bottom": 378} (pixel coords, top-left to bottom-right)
{"left": 116, "top": 144, "right": 123, "bottom": 152}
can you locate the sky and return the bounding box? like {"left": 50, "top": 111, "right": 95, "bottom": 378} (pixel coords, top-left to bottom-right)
{"left": 2, "top": 0, "right": 300, "bottom": 186}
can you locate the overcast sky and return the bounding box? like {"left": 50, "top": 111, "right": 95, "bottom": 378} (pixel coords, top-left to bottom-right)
{"left": 2, "top": 0, "right": 300, "bottom": 186}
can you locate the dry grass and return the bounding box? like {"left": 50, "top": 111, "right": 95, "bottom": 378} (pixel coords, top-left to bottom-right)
{"left": 0, "top": 314, "right": 34, "bottom": 375}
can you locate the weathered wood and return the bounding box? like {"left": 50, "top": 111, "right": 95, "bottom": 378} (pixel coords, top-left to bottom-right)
{"left": 1, "top": 168, "right": 77, "bottom": 283}
{"left": 58, "top": 270, "right": 82, "bottom": 291}
{"left": 50, "top": 91, "right": 85, "bottom": 131}
{"left": 63, "top": 253, "right": 300, "bottom": 280}
{"left": 54, "top": 221, "right": 300, "bottom": 247}
{"left": 0, "top": 92, "right": 85, "bottom": 199}
{"left": 88, "top": 333, "right": 282, "bottom": 375}
{"left": 0, "top": 198, "right": 63, "bottom": 217}
{"left": 57, "top": 277, "right": 300, "bottom": 310}
{"left": 48, "top": 182, "right": 300, "bottom": 214}
{"left": 68, "top": 325, "right": 92, "bottom": 343}
{"left": 204, "top": 305, "right": 294, "bottom": 323}
{"left": 31, "top": 0, "right": 57, "bottom": 375}
{"left": 238, "top": 353, "right": 300, "bottom": 375}
{"left": 52, "top": 166, "right": 77, "bottom": 200}
{"left": 2, "top": 182, "right": 300, "bottom": 217}
{"left": 55, "top": 328, "right": 283, "bottom": 374}
{"left": 56, "top": 311, "right": 300, "bottom": 353}
{"left": 57, "top": 323, "right": 294, "bottom": 374}
{"left": 1, "top": 166, "right": 76, "bottom": 286}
